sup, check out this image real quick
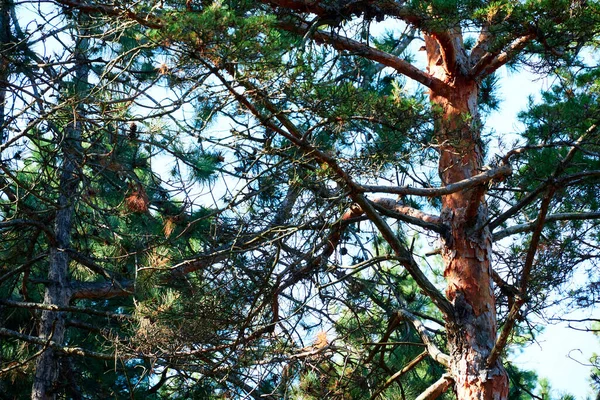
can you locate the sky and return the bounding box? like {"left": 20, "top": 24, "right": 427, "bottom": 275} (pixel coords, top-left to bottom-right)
{"left": 13, "top": 6, "right": 599, "bottom": 397}
{"left": 487, "top": 67, "right": 599, "bottom": 399}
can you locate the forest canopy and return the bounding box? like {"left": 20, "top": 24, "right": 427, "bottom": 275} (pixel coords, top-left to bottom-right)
{"left": 0, "top": 0, "right": 600, "bottom": 399}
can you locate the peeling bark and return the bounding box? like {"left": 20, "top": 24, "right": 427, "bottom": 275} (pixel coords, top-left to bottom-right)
{"left": 425, "top": 32, "right": 509, "bottom": 399}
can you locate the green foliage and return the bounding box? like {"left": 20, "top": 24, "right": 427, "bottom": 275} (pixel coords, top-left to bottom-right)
{"left": 2, "top": 0, "right": 600, "bottom": 398}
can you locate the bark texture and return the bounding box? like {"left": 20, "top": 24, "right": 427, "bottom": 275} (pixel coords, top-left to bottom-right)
{"left": 426, "top": 34, "right": 509, "bottom": 399}
{"left": 0, "top": 0, "right": 10, "bottom": 145}
{"left": 31, "top": 36, "right": 88, "bottom": 400}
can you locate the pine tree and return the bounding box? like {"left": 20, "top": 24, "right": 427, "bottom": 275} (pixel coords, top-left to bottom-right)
{"left": 1, "top": 0, "right": 600, "bottom": 399}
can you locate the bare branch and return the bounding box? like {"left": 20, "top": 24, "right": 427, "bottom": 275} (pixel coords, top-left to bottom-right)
{"left": 369, "top": 351, "right": 429, "bottom": 400}
{"left": 70, "top": 280, "right": 134, "bottom": 300}
{"left": 0, "top": 299, "right": 133, "bottom": 320}
{"left": 362, "top": 164, "right": 512, "bottom": 197}
{"left": 493, "top": 211, "right": 600, "bottom": 241}
{"left": 470, "top": 34, "right": 536, "bottom": 78}
{"left": 396, "top": 308, "right": 450, "bottom": 367}
{"left": 0, "top": 327, "right": 115, "bottom": 360}
{"left": 275, "top": 21, "right": 451, "bottom": 96}
{"left": 415, "top": 374, "right": 454, "bottom": 400}
{"left": 371, "top": 197, "right": 441, "bottom": 225}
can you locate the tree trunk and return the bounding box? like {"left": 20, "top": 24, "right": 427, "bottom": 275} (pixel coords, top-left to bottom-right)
{"left": 425, "top": 35, "right": 509, "bottom": 399}
{"left": 31, "top": 35, "right": 88, "bottom": 400}
{"left": 0, "top": 0, "right": 10, "bottom": 145}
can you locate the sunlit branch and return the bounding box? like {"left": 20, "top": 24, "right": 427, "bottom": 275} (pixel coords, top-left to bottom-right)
{"left": 362, "top": 164, "right": 512, "bottom": 197}
{"left": 370, "top": 197, "right": 445, "bottom": 234}
{"left": 415, "top": 374, "right": 454, "bottom": 400}
{"left": 470, "top": 33, "right": 536, "bottom": 78}
{"left": 369, "top": 351, "right": 429, "bottom": 400}
{"left": 469, "top": 23, "right": 492, "bottom": 66}
{"left": 275, "top": 21, "right": 451, "bottom": 96}
{"left": 396, "top": 308, "right": 450, "bottom": 367}
{"left": 430, "top": 27, "right": 469, "bottom": 77}
{"left": 203, "top": 59, "right": 454, "bottom": 317}
{"left": 493, "top": 211, "right": 600, "bottom": 241}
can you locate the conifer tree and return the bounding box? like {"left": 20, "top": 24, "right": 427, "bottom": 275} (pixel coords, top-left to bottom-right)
{"left": 1, "top": 0, "right": 600, "bottom": 399}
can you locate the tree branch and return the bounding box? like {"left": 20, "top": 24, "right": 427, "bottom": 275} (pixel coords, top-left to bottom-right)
{"left": 53, "top": 0, "right": 162, "bottom": 29}
{"left": 0, "top": 254, "right": 46, "bottom": 284}
{"left": 430, "top": 27, "right": 469, "bottom": 77}
{"left": 362, "top": 164, "right": 512, "bottom": 197}
{"left": 470, "top": 33, "right": 536, "bottom": 78}
{"left": 275, "top": 21, "right": 451, "bottom": 96}
{"left": 370, "top": 197, "right": 446, "bottom": 234}
{"left": 0, "top": 298, "right": 133, "bottom": 320}
{"left": 0, "top": 219, "right": 56, "bottom": 245}
{"left": 70, "top": 280, "right": 134, "bottom": 300}
{"left": 488, "top": 170, "right": 600, "bottom": 232}
{"left": 369, "top": 351, "right": 429, "bottom": 400}
{"left": 204, "top": 60, "right": 454, "bottom": 317}
{"left": 261, "top": 0, "right": 421, "bottom": 25}
{"left": 0, "top": 327, "right": 115, "bottom": 360}
{"left": 493, "top": 211, "right": 600, "bottom": 241}
{"left": 396, "top": 308, "right": 450, "bottom": 367}
{"left": 415, "top": 374, "right": 454, "bottom": 400}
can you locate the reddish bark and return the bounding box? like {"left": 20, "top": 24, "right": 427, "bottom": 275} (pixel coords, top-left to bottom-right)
{"left": 426, "top": 34, "right": 508, "bottom": 399}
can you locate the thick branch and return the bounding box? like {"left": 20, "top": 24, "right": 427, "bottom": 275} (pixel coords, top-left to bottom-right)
{"left": 371, "top": 198, "right": 441, "bottom": 224}
{"left": 431, "top": 27, "right": 469, "bottom": 77}
{"left": 415, "top": 374, "right": 454, "bottom": 400}
{"left": 276, "top": 21, "right": 451, "bottom": 96}
{"left": 469, "top": 23, "right": 492, "bottom": 66}
{"left": 470, "top": 33, "right": 536, "bottom": 78}
{"left": 70, "top": 280, "right": 133, "bottom": 300}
